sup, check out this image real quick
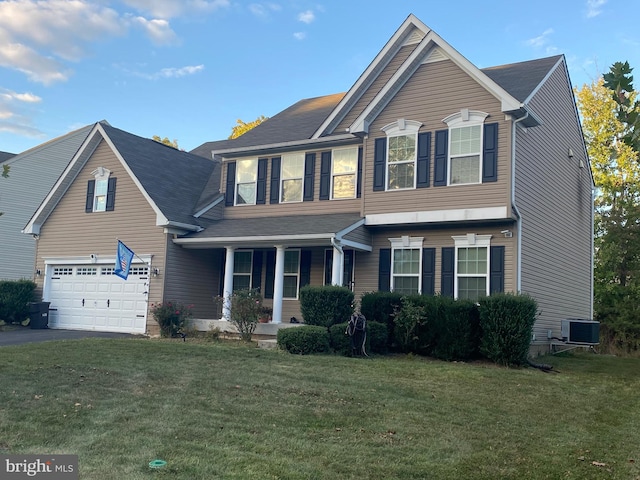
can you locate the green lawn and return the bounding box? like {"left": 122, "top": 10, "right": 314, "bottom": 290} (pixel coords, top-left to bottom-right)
{"left": 0, "top": 338, "right": 638, "bottom": 479}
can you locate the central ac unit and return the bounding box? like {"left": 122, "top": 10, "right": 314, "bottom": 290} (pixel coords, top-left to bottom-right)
{"left": 561, "top": 319, "right": 600, "bottom": 344}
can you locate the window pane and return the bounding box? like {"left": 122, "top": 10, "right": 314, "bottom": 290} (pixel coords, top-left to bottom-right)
{"left": 283, "top": 276, "right": 298, "bottom": 298}
{"left": 282, "top": 155, "right": 304, "bottom": 178}
{"left": 236, "top": 183, "right": 256, "bottom": 205}
{"left": 236, "top": 159, "right": 257, "bottom": 182}
{"left": 333, "top": 148, "right": 357, "bottom": 173}
{"left": 388, "top": 135, "right": 416, "bottom": 163}
{"left": 388, "top": 162, "right": 414, "bottom": 189}
{"left": 393, "top": 277, "right": 419, "bottom": 295}
{"left": 450, "top": 155, "right": 480, "bottom": 184}
{"left": 450, "top": 125, "right": 481, "bottom": 156}
{"left": 284, "top": 250, "right": 299, "bottom": 274}
{"left": 233, "top": 275, "right": 251, "bottom": 292}
{"left": 458, "top": 247, "right": 488, "bottom": 275}
{"left": 332, "top": 174, "right": 355, "bottom": 199}
{"left": 94, "top": 179, "right": 108, "bottom": 212}
{"left": 458, "top": 277, "right": 486, "bottom": 300}
{"left": 393, "top": 249, "right": 419, "bottom": 274}
{"left": 281, "top": 179, "right": 302, "bottom": 202}
{"left": 234, "top": 251, "right": 252, "bottom": 274}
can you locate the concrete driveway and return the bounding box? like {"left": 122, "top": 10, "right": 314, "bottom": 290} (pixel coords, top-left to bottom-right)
{"left": 0, "top": 327, "right": 140, "bottom": 347}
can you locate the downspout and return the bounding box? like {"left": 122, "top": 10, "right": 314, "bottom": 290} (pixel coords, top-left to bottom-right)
{"left": 512, "top": 112, "right": 530, "bottom": 292}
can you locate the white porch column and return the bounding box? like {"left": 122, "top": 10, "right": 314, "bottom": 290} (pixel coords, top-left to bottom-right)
{"left": 272, "top": 245, "right": 286, "bottom": 324}
{"left": 222, "top": 246, "right": 235, "bottom": 321}
{"left": 331, "top": 241, "right": 344, "bottom": 286}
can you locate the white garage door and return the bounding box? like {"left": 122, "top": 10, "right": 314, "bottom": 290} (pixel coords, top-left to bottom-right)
{"left": 47, "top": 264, "right": 149, "bottom": 334}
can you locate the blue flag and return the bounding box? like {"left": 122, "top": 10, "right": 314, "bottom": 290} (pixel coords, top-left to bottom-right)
{"left": 114, "top": 240, "right": 134, "bottom": 280}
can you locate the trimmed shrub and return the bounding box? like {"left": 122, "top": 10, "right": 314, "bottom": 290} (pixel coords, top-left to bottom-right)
{"left": 329, "top": 321, "right": 388, "bottom": 356}
{"left": 0, "top": 280, "right": 37, "bottom": 324}
{"left": 393, "top": 295, "right": 429, "bottom": 353}
{"left": 299, "top": 286, "right": 354, "bottom": 328}
{"left": 360, "top": 291, "right": 402, "bottom": 348}
{"left": 151, "top": 301, "right": 193, "bottom": 338}
{"left": 329, "top": 322, "right": 351, "bottom": 355}
{"left": 367, "top": 321, "right": 388, "bottom": 354}
{"left": 479, "top": 293, "right": 538, "bottom": 366}
{"left": 277, "top": 325, "right": 330, "bottom": 355}
{"left": 431, "top": 299, "right": 480, "bottom": 361}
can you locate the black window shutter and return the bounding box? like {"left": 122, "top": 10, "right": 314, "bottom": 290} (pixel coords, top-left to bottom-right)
{"left": 256, "top": 158, "right": 267, "bottom": 204}
{"left": 421, "top": 248, "right": 436, "bottom": 295}
{"left": 225, "top": 162, "right": 236, "bottom": 206}
{"left": 300, "top": 250, "right": 312, "bottom": 288}
{"left": 269, "top": 157, "right": 281, "bottom": 204}
{"left": 441, "top": 247, "right": 455, "bottom": 297}
{"left": 264, "top": 250, "right": 275, "bottom": 299}
{"left": 378, "top": 248, "right": 391, "bottom": 292}
{"left": 319, "top": 151, "right": 331, "bottom": 200}
{"left": 356, "top": 147, "right": 363, "bottom": 198}
{"left": 434, "top": 130, "right": 448, "bottom": 186}
{"left": 219, "top": 255, "right": 225, "bottom": 297}
{"left": 416, "top": 132, "right": 431, "bottom": 188}
{"left": 324, "top": 249, "right": 332, "bottom": 285}
{"left": 482, "top": 122, "right": 499, "bottom": 183}
{"left": 85, "top": 180, "right": 95, "bottom": 213}
{"left": 490, "top": 245, "right": 505, "bottom": 294}
{"left": 303, "top": 153, "right": 315, "bottom": 201}
{"left": 373, "top": 137, "right": 386, "bottom": 191}
{"left": 105, "top": 177, "right": 117, "bottom": 211}
{"left": 252, "top": 250, "right": 263, "bottom": 292}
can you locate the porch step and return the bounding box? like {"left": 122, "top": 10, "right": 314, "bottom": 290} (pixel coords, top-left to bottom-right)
{"left": 257, "top": 338, "right": 278, "bottom": 349}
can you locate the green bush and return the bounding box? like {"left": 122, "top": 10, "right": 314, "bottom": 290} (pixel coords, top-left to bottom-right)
{"left": 228, "top": 289, "right": 263, "bottom": 342}
{"left": 360, "top": 291, "right": 402, "bottom": 348}
{"left": 277, "top": 326, "right": 330, "bottom": 355}
{"left": 431, "top": 299, "right": 480, "bottom": 361}
{"left": 299, "top": 286, "right": 354, "bottom": 328}
{"left": 329, "top": 321, "right": 388, "bottom": 356}
{"left": 0, "top": 280, "right": 37, "bottom": 324}
{"left": 393, "top": 295, "right": 428, "bottom": 353}
{"left": 479, "top": 293, "right": 538, "bottom": 366}
{"left": 151, "top": 301, "right": 193, "bottom": 338}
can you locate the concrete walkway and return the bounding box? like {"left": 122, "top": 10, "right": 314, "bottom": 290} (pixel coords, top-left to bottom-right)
{"left": 0, "top": 327, "right": 140, "bottom": 347}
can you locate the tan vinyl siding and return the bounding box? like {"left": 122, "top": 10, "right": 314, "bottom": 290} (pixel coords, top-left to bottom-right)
{"left": 221, "top": 147, "right": 363, "bottom": 219}
{"left": 363, "top": 60, "right": 512, "bottom": 216}
{"left": 35, "top": 139, "right": 168, "bottom": 333}
{"left": 343, "top": 225, "right": 371, "bottom": 246}
{"left": 514, "top": 61, "right": 593, "bottom": 342}
{"left": 335, "top": 45, "right": 417, "bottom": 133}
{"left": 353, "top": 225, "right": 516, "bottom": 301}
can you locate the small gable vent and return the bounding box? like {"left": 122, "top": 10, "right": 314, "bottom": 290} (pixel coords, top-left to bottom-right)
{"left": 423, "top": 47, "right": 447, "bottom": 64}
{"left": 403, "top": 27, "right": 425, "bottom": 46}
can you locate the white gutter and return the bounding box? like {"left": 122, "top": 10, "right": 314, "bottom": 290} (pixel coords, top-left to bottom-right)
{"left": 512, "top": 112, "right": 529, "bottom": 292}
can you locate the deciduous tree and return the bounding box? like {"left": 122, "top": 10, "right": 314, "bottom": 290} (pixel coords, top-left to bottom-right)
{"left": 229, "top": 116, "right": 268, "bottom": 139}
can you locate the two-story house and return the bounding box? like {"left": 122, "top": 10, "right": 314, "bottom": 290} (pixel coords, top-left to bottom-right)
{"left": 24, "top": 14, "right": 592, "bottom": 352}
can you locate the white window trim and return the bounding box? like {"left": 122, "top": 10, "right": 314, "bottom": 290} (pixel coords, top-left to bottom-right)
{"left": 234, "top": 158, "right": 258, "bottom": 206}
{"left": 283, "top": 248, "right": 301, "bottom": 300}
{"left": 382, "top": 119, "right": 422, "bottom": 191}
{"left": 330, "top": 146, "right": 358, "bottom": 200}
{"left": 452, "top": 234, "right": 492, "bottom": 299}
{"left": 233, "top": 250, "right": 253, "bottom": 291}
{"left": 443, "top": 109, "right": 488, "bottom": 186}
{"left": 91, "top": 167, "right": 111, "bottom": 212}
{"left": 280, "top": 152, "right": 305, "bottom": 203}
{"left": 389, "top": 236, "right": 424, "bottom": 295}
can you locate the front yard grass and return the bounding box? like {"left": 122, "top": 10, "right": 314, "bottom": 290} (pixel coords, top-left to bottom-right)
{"left": 0, "top": 338, "right": 638, "bottom": 479}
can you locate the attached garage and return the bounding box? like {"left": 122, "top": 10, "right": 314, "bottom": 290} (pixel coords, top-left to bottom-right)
{"left": 45, "top": 262, "right": 149, "bottom": 334}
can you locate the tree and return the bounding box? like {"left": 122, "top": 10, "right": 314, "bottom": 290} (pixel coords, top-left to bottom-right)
{"left": 576, "top": 64, "right": 640, "bottom": 352}
{"left": 152, "top": 135, "right": 179, "bottom": 149}
{"left": 228, "top": 115, "right": 268, "bottom": 139}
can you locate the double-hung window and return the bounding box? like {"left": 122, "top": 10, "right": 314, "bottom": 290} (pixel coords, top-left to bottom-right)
{"left": 87, "top": 167, "right": 116, "bottom": 213}
{"left": 382, "top": 119, "right": 422, "bottom": 190}
{"left": 389, "top": 236, "right": 423, "bottom": 295}
{"left": 233, "top": 251, "right": 253, "bottom": 291}
{"left": 331, "top": 147, "right": 358, "bottom": 199}
{"left": 281, "top": 153, "right": 304, "bottom": 203}
{"left": 283, "top": 249, "right": 300, "bottom": 299}
{"left": 444, "top": 110, "right": 488, "bottom": 185}
{"left": 453, "top": 234, "right": 491, "bottom": 300}
{"left": 235, "top": 159, "right": 257, "bottom": 205}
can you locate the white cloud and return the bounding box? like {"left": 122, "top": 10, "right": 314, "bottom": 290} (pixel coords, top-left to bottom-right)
{"left": 125, "top": 64, "right": 205, "bottom": 80}
{"left": 0, "top": 90, "right": 42, "bottom": 104}
{"left": 120, "top": 0, "right": 230, "bottom": 19}
{"left": 293, "top": 32, "right": 306, "bottom": 40}
{"left": 130, "top": 16, "right": 178, "bottom": 45}
{"left": 249, "top": 2, "right": 281, "bottom": 17}
{"left": 586, "top": 0, "right": 607, "bottom": 18}
{"left": 0, "top": 88, "right": 44, "bottom": 138}
{"left": 298, "top": 10, "right": 314, "bottom": 24}
{"left": 525, "top": 28, "right": 554, "bottom": 48}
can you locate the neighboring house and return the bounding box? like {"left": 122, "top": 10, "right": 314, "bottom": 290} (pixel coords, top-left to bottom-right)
{"left": 0, "top": 125, "right": 95, "bottom": 280}
{"left": 25, "top": 14, "right": 593, "bottom": 352}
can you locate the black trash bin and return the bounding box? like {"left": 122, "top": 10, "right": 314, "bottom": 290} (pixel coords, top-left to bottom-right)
{"left": 29, "top": 302, "right": 50, "bottom": 329}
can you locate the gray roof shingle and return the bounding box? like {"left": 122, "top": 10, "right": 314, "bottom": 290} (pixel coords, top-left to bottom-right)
{"left": 0, "top": 151, "right": 15, "bottom": 163}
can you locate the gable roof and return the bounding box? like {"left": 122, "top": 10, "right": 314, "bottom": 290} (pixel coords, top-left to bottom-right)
{"left": 192, "top": 14, "right": 562, "bottom": 159}
{"left": 24, "top": 122, "right": 217, "bottom": 235}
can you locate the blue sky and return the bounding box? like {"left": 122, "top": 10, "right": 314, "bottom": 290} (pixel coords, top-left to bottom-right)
{"left": 0, "top": 0, "right": 635, "bottom": 154}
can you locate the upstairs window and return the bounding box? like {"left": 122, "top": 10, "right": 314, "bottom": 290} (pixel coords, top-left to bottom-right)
{"left": 382, "top": 119, "right": 422, "bottom": 190}
{"left": 280, "top": 153, "right": 304, "bottom": 203}
{"left": 235, "top": 159, "right": 257, "bottom": 205}
{"left": 331, "top": 147, "right": 358, "bottom": 199}
{"left": 444, "top": 110, "right": 488, "bottom": 185}
{"left": 86, "top": 167, "right": 116, "bottom": 213}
